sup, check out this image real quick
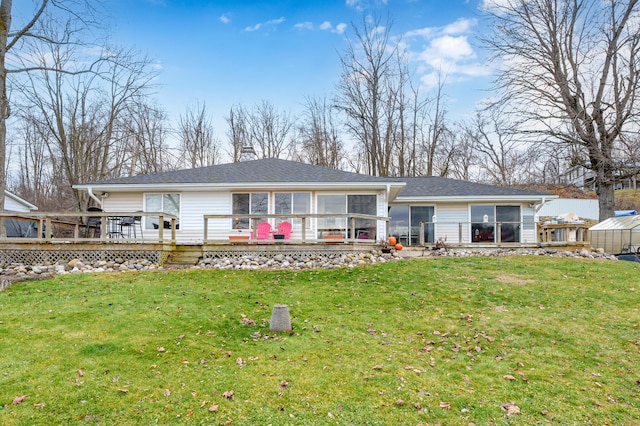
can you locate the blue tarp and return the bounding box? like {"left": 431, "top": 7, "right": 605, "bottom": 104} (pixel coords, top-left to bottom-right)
{"left": 614, "top": 210, "right": 638, "bottom": 216}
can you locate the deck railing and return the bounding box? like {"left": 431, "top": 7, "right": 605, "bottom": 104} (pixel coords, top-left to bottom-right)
{"left": 409, "top": 220, "right": 588, "bottom": 247}
{"left": 203, "top": 213, "right": 389, "bottom": 244}
{"left": 0, "top": 212, "right": 179, "bottom": 243}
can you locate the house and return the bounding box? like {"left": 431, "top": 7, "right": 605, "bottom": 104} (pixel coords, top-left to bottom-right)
{"left": 3, "top": 191, "right": 38, "bottom": 237}
{"left": 73, "top": 158, "right": 555, "bottom": 247}
{"left": 560, "top": 164, "right": 639, "bottom": 191}
{"left": 388, "top": 177, "right": 555, "bottom": 246}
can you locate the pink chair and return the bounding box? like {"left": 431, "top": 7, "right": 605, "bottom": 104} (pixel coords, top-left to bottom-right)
{"left": 256, "top": 221, "right": 272, "bottom": 240}
{"left": 277, "top": 221, "right": 292, "bottom": 240}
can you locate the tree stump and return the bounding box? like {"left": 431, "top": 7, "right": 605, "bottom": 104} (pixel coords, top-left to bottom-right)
{"left": 269, "top": 304, "right": 292, "bottom": 332}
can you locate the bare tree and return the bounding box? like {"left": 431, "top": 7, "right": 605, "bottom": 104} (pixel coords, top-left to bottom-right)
{"left": 447, "top": 124, "right": 479, "bottom": 181}
{"left": 464, "top": 107, "right": 526, "bottom": 186}
{"left": 225, "top": 104, "right": 251, "bottom": 162}
{"left": 483, "top": 0, "right": 640, "bottom": 219}
{"left": 249, "top": 100, "right": 293, "bottom": 159}
{"left": 18, "top": 30, "right": 158, "bottom": 210}
{"left": 119, "top": 99, "right": 173, "bottom": 176}
{"left": 296, "top": 96, "right": 344, "bottom": 169}
{"left": 421, "top": 75, "right": 449, "bottom": 177}
{"left": 336, "top": 15, "right": 400, "bottom": 176}
{"left": 0, "top": 0, "right": 101, "bottom": 234}
{"left": 177, "top": 101, "right": 220, "bottom": 168}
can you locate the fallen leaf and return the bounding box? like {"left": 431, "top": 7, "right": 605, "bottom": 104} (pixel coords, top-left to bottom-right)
{"left": 209, "top": 404, "right": 219, "bottom": 412}
{"left": 77, "top": 369, "right": 84, "bottom": 377}
{"left": 372, "top": 364, "right": 383, "bottom": 370}
{"left": 164, "top": 389, "right": 171, "bottom": 397}
{"left": 236, "top": 357, "right": 244, "bottom": 366}
{"left": 118, "top": 389, "right": 129, "bottom": 393}
{"left": 223, "top": 390, "right": 234, "bottom": 400}
{"left": 439, "top": 401, "right": 451, "bottom": 409}
{"left": 503, "top": 375, "right": 516, "bottom": 381}
{"left": 395, "top": 399, "right": 405, "bottom": 406}
{"left": 279, "top": 381, "right": 289, "bottom": 389}
{"left": 12, "top": 395, "right": 27, "bottom": 405}
{"left": 157, "top": 347, "right": 166, "bottom": 352}
{"left": 501, "top": 402, "right": 521, "bottom": 415}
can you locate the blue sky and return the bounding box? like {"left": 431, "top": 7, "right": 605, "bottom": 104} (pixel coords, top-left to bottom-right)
{"left": 105, "top": 0, "right": 495, "bottom": 134}
{"left": 33, "top": 0, "right": 496, "bottom": 139}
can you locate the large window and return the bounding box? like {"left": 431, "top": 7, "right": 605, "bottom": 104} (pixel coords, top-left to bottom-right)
{"left": 232, "top": 193, "right": 268, "bottom": 229}
{"left": 348, "top": 195, "right": 377, "bottom": 240}
{"left": 471, "top": 205, "right": 521, "bottom": 243}
{"left": 388, "top": 205, "right": 434, "bottom": 246}
{"left": 274, "top": 193, "right": 310, "bottom": 227}
{"left": 317, "top": 194, "right": 377, "bottom": 239}
{"left": 145, "top": 194, "right": 180, "bottom": 230}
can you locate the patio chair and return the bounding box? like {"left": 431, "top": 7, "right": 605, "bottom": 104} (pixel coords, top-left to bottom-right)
{"left": 256, "top": 221, "right": 272, "bottom": 240}
{"left": 120, "top": 213, "right": 143, "bottom": 239}
{"left": 84, "top": 206, "right": 103, "bottom": 238}
{"left": 277, "top": 221, "right": 292, "bottom": 240}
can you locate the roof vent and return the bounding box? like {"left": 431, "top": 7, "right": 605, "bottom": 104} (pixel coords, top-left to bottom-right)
{"left": 240, "top": 145, "right": 257, "bottom": 161}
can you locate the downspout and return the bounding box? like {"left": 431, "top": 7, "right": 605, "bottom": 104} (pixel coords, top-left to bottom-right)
{"left": 533, "top": 196, "right": 548, "bottom": 215}
{"left": 87, "top": 187, "right": 103, "bottom": 208}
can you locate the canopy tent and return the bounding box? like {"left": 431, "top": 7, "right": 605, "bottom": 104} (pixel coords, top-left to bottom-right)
{"left": 590, "top": 215, "right": 640, "bottom": 254}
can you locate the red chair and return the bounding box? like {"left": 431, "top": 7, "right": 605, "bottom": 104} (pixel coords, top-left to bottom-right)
{"left": 277, "top": 221, "right": 292, "bottom": 239}
{"left": 256, "top": 221, "right": 272, "bottom": 240}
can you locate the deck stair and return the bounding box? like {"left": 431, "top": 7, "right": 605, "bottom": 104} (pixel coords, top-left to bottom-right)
{"left": 165, "top": 244, "right": 203, "bottom": 266}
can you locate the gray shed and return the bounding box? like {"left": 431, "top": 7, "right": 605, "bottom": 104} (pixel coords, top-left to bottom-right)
{"left": 589, "top": 215, "right": 640, "bottom": 254}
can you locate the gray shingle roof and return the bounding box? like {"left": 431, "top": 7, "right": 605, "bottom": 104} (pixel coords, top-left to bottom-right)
{"left": 395, "top": 176, "right": 553, "bottom": 198}
{"left": 85, "top": 158, "right": 400, "bottom": 185}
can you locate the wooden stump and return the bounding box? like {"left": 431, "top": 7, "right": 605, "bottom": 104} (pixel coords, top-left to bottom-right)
{"left": 269, "top": 304, "right": 292, "bottom": 332}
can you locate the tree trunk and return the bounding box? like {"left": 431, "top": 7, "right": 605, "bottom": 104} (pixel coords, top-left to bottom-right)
{"left": 597, "top": 182, "right": 615, "bottom": 220}
{"left": 0, "top": 0, "right": 11, "bottom": 237}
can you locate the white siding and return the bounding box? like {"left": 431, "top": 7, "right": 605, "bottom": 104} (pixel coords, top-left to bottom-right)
{"left": 184, "top": 191, "right": 230, "bottom": 242}
{"left": 522, "top": 206, "right": 537, "bottom": 243}
{"left": 434, "top": 203, "right": 468, "bottom": 243}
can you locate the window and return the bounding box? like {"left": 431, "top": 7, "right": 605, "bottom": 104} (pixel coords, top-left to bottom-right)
{"left": 317, "top": 194, "right": 347, "bottom": 237}
{"left": 274, "top": 193, "right": 310, "bottom": 227}
{"left": 232, "top": 193, "right": 268, "bottom": 229}
{"left": 145, "top": 194, "right": 180, "bottom": 230}
{"left": 348, "top": 195, "right": 377, "bottom": 240}
{"left": 316, "top": 194, "right": 377, "bottom": 239}
{"left": 388, "top": 205, "right": 434, "bottom": 246}
{"left": 471, "top": 205, "right": 521, "bottom": 243}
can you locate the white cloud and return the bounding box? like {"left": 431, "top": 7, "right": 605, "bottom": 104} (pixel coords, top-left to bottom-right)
{"left": 335, "top": 23, "right": 347, "bottom": 34}
{"left": 219, "top": 14, "right": 231, "bottom": 24}
{"left": 243, "top": 17, "right": 286, "bottom": 32}
{"left": 426, "top": 35, "right": 475, "bottom": 61}
{"left": 244, "top": 23, "right": 262, "bottom": 32}
{"left": 295, "top": 21, "right": 314, "bottom": 30}
{"left": 443, "top": 18, "right": 476, "bottom": 34}
{"left": 479, "top": 0, "right": 513, "bottom": 12}
{"left": 319, "top": 21, "right": 332, "bottom": 31}
{"left": 404, "top": 18, "right": 492, "bottom": 89}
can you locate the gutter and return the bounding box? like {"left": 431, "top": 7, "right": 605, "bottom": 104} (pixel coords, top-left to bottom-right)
{"left": 86, "top": 186, "right": 103, "bottom": 208}
{"left": 533, "top": 196, "right": 549, "bottom": 214}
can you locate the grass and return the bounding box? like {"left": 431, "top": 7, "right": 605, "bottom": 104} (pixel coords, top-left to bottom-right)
{"left": 0, "top": 256, "right": 638, "bottom": 425}
{"left": 616, "top": 188, "right": 640, "bottom": 211}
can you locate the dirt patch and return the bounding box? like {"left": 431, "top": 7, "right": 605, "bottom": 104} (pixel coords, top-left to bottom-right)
{"left": 495, "top": 274, "right": 535, "bottom": 285}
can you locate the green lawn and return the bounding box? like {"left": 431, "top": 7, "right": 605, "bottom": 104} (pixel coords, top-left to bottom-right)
{"left": 0, "top": 256, "right": 638, "bottom": 425}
